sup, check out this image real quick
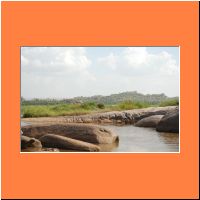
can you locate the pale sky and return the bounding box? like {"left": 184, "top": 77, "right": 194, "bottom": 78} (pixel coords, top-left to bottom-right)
{"left": 21, "top": 47, "right": 179, "bottom": 99}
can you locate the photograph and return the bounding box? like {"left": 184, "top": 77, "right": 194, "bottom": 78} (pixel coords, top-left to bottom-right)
{"left": 20, "top": 46, "right": 180, "bottom": 153}
{"left": 1, "top": 1, "right": 198, "bottom": 199}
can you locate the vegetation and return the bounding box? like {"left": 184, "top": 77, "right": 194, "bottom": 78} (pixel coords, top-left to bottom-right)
{"left": 118, "top": 100, "right": 151, "bottom": 110}
{"left": 159, "top": 98, "right": 179, "bottom": 107}
{"left": 21, "top": 92, "right": 179, "bottom": 118}
{"left": 21, "top": 100, "right": 167, "bottom": 118}
{"left": 21, "top": 91, "right": 176, "bottom": 106}
{"left": 22, "top": 103, "right": 96, "bottom": 118}
{"left": 97, "top": 103, "right": 105, "bottom": 109}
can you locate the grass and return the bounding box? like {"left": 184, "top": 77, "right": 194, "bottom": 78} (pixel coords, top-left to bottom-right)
{"left": 21, "top": 100, "right": 175, "bottom": 118}
{"left": 22, "top": 104, "right": 94, "bottom": 118}
{"left": 159, "top": 99, "right": 179, "bottom": 107}
{"left": 118, "top": 100, "right": 151, "bottom": 110}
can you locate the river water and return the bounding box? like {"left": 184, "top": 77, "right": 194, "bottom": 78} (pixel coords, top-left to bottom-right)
{"left": 99, "top": 125, "right": 179, "bottom": 152}
{"left": 21, "top": 121, "right": 30, "bottom": 127}
{"left": 21, "top": 122, "right": 179, "bottom": 153}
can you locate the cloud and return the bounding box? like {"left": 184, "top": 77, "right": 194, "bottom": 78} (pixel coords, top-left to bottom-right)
{"left": 21, "top": 47, "right": 96, "bottom": 98}
{"left": 123, "top": 47, "right": 149, "bottom": 66}
{"left": 21, "top": 47, "right": 92, "bottom": 75}
{"left": 21, "top": 47, "right": 179, "bottom": 98}
{"left": 97, "top": 53, "right": 118, "bottom": 70}
{"left": 97, "top": 47, "right": 179, "bottom": 76}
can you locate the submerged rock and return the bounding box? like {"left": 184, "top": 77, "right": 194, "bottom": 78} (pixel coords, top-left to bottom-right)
{"left": 156, "top": 108, "right": 179, "bottom": 133}
{"left": 22, "top": 124, "right": 119, "bottom": 144}
{"left": 135, "top": 115, "right": 164, "bottom": 128}
{"left": 40, "top": 134, "right": 100, "bottom": 152}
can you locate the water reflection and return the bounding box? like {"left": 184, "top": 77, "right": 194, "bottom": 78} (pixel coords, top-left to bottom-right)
{"left": 102, "top": 125, "right": 179, "bottom": 152}
{"left": 98, "top": 141, "right": 119, "bottom": 152}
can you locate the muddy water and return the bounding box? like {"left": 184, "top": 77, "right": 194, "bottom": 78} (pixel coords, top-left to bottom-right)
{"left": 99, "top": 125, "right": 179, "bottom": 152}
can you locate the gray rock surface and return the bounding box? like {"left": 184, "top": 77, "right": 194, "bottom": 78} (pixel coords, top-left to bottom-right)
{"left": 22, "top": 124, "right": 119, "bottom": 144}
{"left": 135, "top": 115, "right": 164, "bottom": 128}
{"left": 156, "top": 108, "right": 179, "bottom": 133}
{"left": 21, "top": 135, "right": 42, "bottom": 149}
{"left": 40, "top": 134, "right": 100, "bottom": 152}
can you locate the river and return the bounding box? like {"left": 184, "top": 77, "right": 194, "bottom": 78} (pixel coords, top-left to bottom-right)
{"left": 99, "top": 125, "right": 179, "bottom": 152}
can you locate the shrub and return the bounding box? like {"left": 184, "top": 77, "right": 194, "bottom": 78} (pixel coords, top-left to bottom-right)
{"left": 118, "top": 100, "right": 150, "bottom": 110}
{"left": 97, "top": 103, "right": 105, "bottom": 109}
{"left": 80, "top": 102, "right": 96, "bottom": 110}
{"left": 159, "top": 99, "right": 179, "bottom": 107}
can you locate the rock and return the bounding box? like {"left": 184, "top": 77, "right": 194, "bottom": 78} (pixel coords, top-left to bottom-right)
{"left": 42, "top": 147, "right": 60, "bottom": 152}
{"left": 99, "top": 114, "right": 109, "bottom": 120}
{"left": 156, "top": 108, "right": 179, "bottom": 133}
{"left": 134, "top": 110, "right": 174, "bottom": 122}
{"left": 21, "top": 135, "right": 42, "bottom": 149}
{"left": 125, "top": 113, "right": 132, "bottom": 120}
{"left": 115, "top": 113, "right": 123, "bottom": 120}
{"left": 135, "top": 115, "right": 164, "bottom": 128}
{"left": 109, "top": 114, "right": 116, "bottom": 119}
{"left": 98, "top": 142, "right": 119, "bottom": 152}
{"left": 39, "top": 134, "right": 100, "bottom": 152}
{"left": 76, "top": 118, "right": 83, "bottom": 123}
{"left": 65, "top": 118, "right": 73, "bottom": 123}
{"left": 22, "top": 124, "right": 119, "bottom": 144}
{"left": 100, "top": 119, "right": 113, "bottom": 124}
{"left": 82, "top": 118, "right": 93, "bottom": 123}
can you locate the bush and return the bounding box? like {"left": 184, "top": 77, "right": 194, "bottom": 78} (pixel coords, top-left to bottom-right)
{"left": 80, "top": 102, "right": 96, "bottom": 110}
{"left": 118, "top": 100, "right": 150, "bottom": 110}
{"left": 159, "top": 99, "right": 179, "bottom": 107}
{"left": 97, "top": 103, "right": 105, "bottom": 109}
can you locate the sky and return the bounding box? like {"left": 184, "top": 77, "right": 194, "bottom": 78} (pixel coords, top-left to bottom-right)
{"left": 21, "top": 46, "right": 179, "bottom": 99}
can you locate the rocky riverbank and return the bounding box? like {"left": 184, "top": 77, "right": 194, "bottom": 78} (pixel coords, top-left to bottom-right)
{"left": 22, "top": 106, "right": 177, "bottom": 125}
{"left": 21, "top": 106, "right": 179, "bottom": 152}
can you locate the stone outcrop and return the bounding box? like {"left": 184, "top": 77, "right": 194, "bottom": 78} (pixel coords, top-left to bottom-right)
{"left": 21, "top": 124, "right": 119, "bottom": 144}
{"left": 21, "top": 135, "right": 42, "bottom": 149}
{"left": 135, "top": 115, "right": 164, "bottom": 128}
{"left": 156, "top": 108, "right": 179, "bottom": 133}
{"left": 39, "top": 134, "right": 100, "bottom": 152}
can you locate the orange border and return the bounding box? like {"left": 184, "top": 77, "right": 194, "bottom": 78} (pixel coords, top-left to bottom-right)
{"left": 1, "top": 2, "right": 199, "bottom": 199}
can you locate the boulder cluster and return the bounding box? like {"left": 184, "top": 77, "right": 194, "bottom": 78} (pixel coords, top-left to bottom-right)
{"left": 21, "top": 124, "right": 119, "bottom": 152}
{"left": 135, "top": 107, "right": 179, "bottom": 133}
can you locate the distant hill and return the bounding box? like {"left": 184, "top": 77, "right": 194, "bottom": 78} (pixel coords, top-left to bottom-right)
{"left": 21, "top": 91, "right": 179, "bottom": 105}
{"left": 72, "top": 91, "right": 178, "bottom": 104}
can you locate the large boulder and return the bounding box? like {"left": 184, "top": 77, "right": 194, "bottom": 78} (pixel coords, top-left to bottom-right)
{"left": 156, "top": 108, "right": 179, "bottom": 133}
{"left": 135, "top": 115, "right": 164, "bottom": 128}
{"left": 22, "top": 124, "right": 119, "bottom": 144}
{"left": 21, "top": 135, "right": 42, "bottom": 149}
{"left": 39, "top": 134, "right": 100, "bottom": 152}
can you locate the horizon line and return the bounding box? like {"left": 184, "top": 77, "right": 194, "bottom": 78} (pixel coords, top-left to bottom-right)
{"left": 21, "top": 91, "right": 179, "bottom": 100}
